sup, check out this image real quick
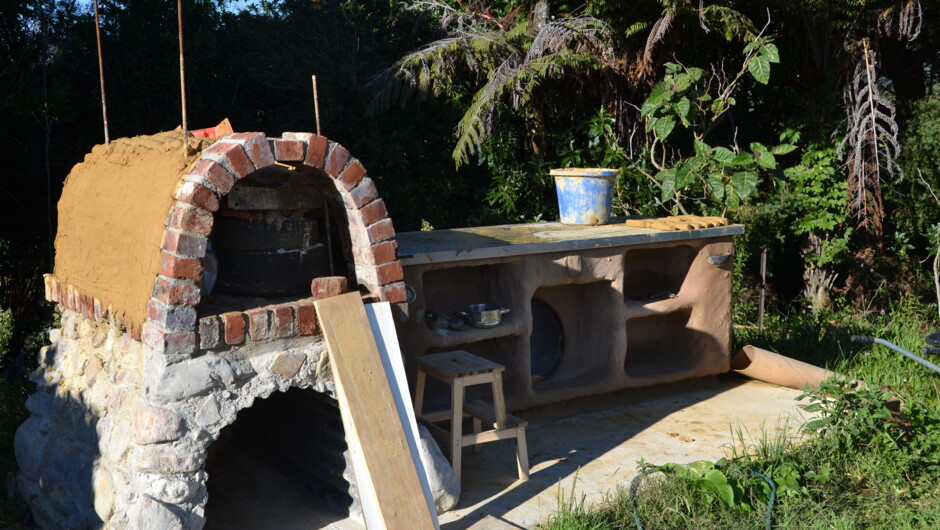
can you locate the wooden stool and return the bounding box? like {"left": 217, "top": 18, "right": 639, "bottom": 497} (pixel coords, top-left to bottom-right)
{"left": 413, "top": 350, "right": 529, "bottom": 484}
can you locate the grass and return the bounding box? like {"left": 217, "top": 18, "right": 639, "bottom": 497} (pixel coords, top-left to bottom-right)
{"left": 543, "top": 299, "right": 940, "bottom": 529}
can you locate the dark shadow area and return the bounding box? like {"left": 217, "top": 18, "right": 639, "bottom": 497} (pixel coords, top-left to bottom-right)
{"left": 204, "top": 387, "right": 352, "bottom": 529}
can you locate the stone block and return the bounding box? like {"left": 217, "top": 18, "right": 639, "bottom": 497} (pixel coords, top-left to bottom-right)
{"left": 268, "top": 352, "right": 306, "bottom": 380}
{"left": 134, "top": 405, "right": 185, "bottom": 445}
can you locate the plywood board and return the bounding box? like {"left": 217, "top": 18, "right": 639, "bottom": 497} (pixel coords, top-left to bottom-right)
{"left": 315, "top": 293, "right": 436, "bottom": 530}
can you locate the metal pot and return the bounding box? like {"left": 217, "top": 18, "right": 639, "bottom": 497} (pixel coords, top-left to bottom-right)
{"left": 457, "top": 304, "right": 510, "bottom": 329}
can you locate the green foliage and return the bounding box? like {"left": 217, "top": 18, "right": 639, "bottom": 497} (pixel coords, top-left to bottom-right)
{"left": 0, "top": 308, "right": 11, "bottom": 361}
{"left": 650, "top": 460, "right": 750, "bottom": 511}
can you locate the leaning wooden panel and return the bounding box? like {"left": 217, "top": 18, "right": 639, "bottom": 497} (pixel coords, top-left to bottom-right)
{"left": 315, "top": 292, "right": 436, "bottom": 529}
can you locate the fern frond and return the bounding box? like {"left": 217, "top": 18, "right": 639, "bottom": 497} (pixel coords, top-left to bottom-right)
{"left": 699, "top": 5, "right": 760, "bottom": 42}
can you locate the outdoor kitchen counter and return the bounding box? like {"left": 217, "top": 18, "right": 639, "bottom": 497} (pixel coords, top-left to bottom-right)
{"left": 394, "top": 219, "right": 745, "bottom": 410}
{"left": 396, "top": 219, "right": 745, "bottom": 265}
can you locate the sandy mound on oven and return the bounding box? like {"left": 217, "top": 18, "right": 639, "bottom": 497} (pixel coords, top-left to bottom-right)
{"left": 54, "top": 132, "right": 211, "bottom": 329}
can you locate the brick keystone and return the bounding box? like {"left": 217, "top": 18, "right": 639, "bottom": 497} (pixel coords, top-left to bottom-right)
{"left": 188, "top": 158, "right": 235, "bottom": 195}
{"left": 174, "top": 180, "right": 219, "bottom": 212}
{"left": 162, "top": 229, "right": 207, "bottom": 258}
{"left": 272, "top": 139, "right": 305, "bottom": 162}
{"left": 203, "top": 141, "right": 255, "bottom": 179}
{"left": 220, "top": 312, "right": 246, "bottom": 345}
{"left": 325, "top": 143, "right": 350, "bottom": 176}
{"left": 303, "top": 135, "right": 329, "bottom": 169}
{"left": 311, "top": 276, "right": 348, "bottom": 299}
{"left": 224, "top": 132, "right": 275, "bottom": 169}
{"left": 159, "top": 252, "right": 203, "bottom": 281}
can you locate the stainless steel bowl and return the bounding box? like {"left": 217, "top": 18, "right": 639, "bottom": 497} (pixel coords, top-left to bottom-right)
{"left": 457, "top": 304, "right": 510, "bottom": 328}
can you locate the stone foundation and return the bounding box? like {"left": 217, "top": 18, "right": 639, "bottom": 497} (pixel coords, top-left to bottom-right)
{"left": 16, "top": 309, "right": 335, "bottom": 529}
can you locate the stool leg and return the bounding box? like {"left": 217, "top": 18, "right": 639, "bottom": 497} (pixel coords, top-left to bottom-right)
{"left": 491, "top": 372, "right": 508, "bottom": 429}
{"left": 413, "top": 369, "right": 427, "bottom": 418}
{"left": 515, "top": 426, "right": 530, "bottom": 481}
{"left": 451, "top": 378, "right": 464, "bottom": 484}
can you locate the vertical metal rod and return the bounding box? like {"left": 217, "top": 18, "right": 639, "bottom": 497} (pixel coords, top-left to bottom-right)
{"left": 93, "top": 0, "right": 109, "bottom": 145}
{"left": 177, "top": 0, "right": 188, "bottom": 142}
{"left": 759, "top": 248, "right": 767, "bottom": 331}
{"left": 323, "top": 195, "right": 335, "bottom": 276}
{"left": 312, "top": 74, "right": 321, "bottom": 135}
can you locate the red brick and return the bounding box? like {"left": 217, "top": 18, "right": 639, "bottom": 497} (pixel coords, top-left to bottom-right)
{"left": 221, "top": 312, "right": 246, "bottom": 345}
{"left": 162, "top": 230, "right": 207, "bottom": 258}
{"left": 189, "top": 158, "right": 235, "bottom": 195}
{"left": 337, "top": 160, "right": 366, "bottom": 191}
{"left": 269, "top": 305, "right": 294, "bottom": 338}
{"left": 167, "top": 205, "right": 214, "bottom": 236}
{"left": 349, "top": 217, "right": 396, "bottom": 247}
{"left": 303, "top": 135, "right": 328, "bottom": 169}
{"left": 352, "top": 240, "right": 398, "bottom": 266}
{"left": 377, "top": 281, "right": 407, "bottom": 303}
{"left": 204, "top": 141, "right": 255, "bottom": 179}
{"left": 272, "top": 139, "right": 305, "bottom": 162}
{"left": 48, "top": 276, "right": 60, "bottom": 304}
{"left": 147, "top": 299, "right": 197, "bottom": 330}
{"left": 325, "top": 143, "right": 350, "bottom": 176}
{"left": 350, "top": 178, "right": 380, "bottom": 209}
{"left": 226, "top": 132, "right": 275, "bottom": 169}
{"left": 311, "top": 276, "right": 348, "bottom": 299}
{"left": 174, "top": 181, "right": 219, "bottom": 212}
{"left": 129, "top": 322, "right": 142, "bottom": 341}
{"left": 247, "top": 308, "right": 270, "bottom": 341}
{"left": 198, "top": 316, "right": 221, "bottom": 350}
{"left": 295, "top": 303, "right": 318, "bottom": 336}
{"left": 159, "top": 252, "right": 203, "bottom": 281}
{"left": 152, "top": 276, "right": 201, "bottom": 306}
{"left": 355, "top": 261, "right": 403, "bottom": 286}
{"left": 82, "top": 293, "right": 94, "bottom": 318}
{"left": 142, "top": 323, "right": 196, "bottom": 355}
{"left": 356, "top": 198, "right": 387, "bottom": 226}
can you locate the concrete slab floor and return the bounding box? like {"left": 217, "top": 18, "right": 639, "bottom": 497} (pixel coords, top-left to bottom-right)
{"left": 437, "top": 375, "right": 811, "bottom": 529}
{"left": 206, "top": 375, "right": 810, "bottom": 530}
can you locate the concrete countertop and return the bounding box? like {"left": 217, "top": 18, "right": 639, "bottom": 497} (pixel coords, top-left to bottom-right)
{"left": 397, "top": 219, "right": 745, "bottom": 266}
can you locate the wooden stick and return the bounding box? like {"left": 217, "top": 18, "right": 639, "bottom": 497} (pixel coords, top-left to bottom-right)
{"left": 177, "top": 0, "right": 188, "bottom": 142}
{"left": 93, "top": 0, "right": 109, "bottom": 145}
{"left": 759, "top": 247, "right": 767, "bottom": 331}
{"left": 312, "top": 74, "right": 321, "bottom": 135}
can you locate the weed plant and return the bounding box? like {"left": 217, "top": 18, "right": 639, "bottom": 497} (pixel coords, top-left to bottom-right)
{"left": 544, "top": 297, "right": 940, "bottom": 529}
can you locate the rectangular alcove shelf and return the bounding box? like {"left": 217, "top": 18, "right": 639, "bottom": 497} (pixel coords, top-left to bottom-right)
{"left": 396, "top": 220, "right": 743, "bottom": 410}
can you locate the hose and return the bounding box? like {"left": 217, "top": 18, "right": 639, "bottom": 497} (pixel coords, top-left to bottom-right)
{"left": 629, "top": 464, "right": 776, "bottom": 530}
{"left": 850, "top": 335, "right": 940, "bottom": 375}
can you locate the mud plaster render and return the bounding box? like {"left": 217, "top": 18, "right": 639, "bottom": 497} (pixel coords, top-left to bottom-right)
{"left": 53, "top": 133, "right": 211, "bottom": 328}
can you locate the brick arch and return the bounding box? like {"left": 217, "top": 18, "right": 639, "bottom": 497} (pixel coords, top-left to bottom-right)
{"left": 142, "top": 132, "right": 405, "bottom": 356}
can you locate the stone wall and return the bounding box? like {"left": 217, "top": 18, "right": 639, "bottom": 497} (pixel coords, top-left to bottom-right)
{"left": 16, "top": 308, "right": 334, "bottom": 529}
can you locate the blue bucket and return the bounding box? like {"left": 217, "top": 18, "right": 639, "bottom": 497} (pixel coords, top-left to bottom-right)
{"left": 550, "top": 168, "right": 620, "bottom": 225}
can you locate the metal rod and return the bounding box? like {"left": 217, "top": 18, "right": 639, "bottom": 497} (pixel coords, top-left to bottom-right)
{"left": 177, "top": 0, "right": 188, "bottom": 141}
{"left": 93, "top": 0, "right": 109, "bottom": 145}
{"left": 323, "top": 195, "right": 335, "bottom": 276}
{"left": 312, "top": 74, "right": 321, "bottom": 135}
{"left": 852, "top": 335, "right": 940, "bottom": 375}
